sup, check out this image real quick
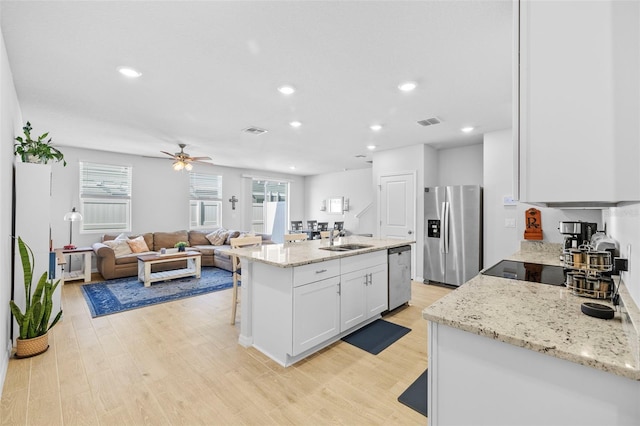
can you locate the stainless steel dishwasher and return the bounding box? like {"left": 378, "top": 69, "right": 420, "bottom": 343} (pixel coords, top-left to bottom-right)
{"left": 388, "top": 245, "right": 412, "bottom": 311}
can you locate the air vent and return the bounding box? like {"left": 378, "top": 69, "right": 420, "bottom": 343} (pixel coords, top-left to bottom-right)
{"left": 242, "top": 126, "right": 268, "bottom": 135}
{"left": 417, "top": 117, "right": 442, "bottom": 127}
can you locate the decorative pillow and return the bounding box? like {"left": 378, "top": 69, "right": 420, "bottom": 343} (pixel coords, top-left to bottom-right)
{"left": 225, "top": 230, "right": 242, "bottom": 244}
{"left": 206, "top": 229, "right": 229, "bottom": 246}
{"left": 115, "top": 232, "right": 129, "bottom": 240}
{"left": 103, "top": 239, "right": 133, "bottom": 257}
{"left": 127, "top": 235, "right": 150, "bottom": 253}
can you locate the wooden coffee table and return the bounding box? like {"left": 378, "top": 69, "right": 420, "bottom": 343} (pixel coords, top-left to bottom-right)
{"left": 137, "top": 250, "right": 202, "bottom": 287}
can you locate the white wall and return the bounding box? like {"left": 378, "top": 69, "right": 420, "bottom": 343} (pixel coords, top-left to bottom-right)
{"left": 50, "top": 147, "right": 305, "bottom": 251}
{"left": 483, "top": 129, "right": 603, "bottom": 267}
{"left": 372, "top": 144, "right": 438, "bottom": 280}
{"left": 604, "top": 203, "right": 640, "bottom": 307}
{"left": 438, "top": 143, "right": 483, "bottom": 186}
{"left": 304, "top": 168, "right": 375, "bottom": 236}
{"left": 0, "top": 25, "right": 23, "bottom": 394}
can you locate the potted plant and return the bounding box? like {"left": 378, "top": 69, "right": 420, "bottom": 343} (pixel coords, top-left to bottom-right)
{"left": 14, "top": 121, "right": 66, "bottom": 166}
{"left": 174, "top": 241, "right": 188, "bottom": 252}
{"left": 9, "top": 237, "right": 63, "bottom": 358}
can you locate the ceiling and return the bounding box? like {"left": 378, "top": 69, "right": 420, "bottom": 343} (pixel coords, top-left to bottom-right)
{"left": 1, "top": 1, "right": 513, "bottom": 176}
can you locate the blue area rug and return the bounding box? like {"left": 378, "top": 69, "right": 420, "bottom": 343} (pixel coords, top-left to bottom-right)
{"left": 81, "top": 267, "right": 233, "bottom": 317}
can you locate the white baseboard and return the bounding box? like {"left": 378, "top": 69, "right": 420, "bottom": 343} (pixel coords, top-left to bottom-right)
{"left": 0, "top": 339, "right": 12, "bottom": 396}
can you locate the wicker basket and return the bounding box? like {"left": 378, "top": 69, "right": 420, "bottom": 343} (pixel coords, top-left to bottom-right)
{"left": 15, "top": 333, "right": 49, "bottom": 358}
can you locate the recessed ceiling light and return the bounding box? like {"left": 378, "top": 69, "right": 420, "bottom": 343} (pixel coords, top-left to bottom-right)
{"left": 370, "top": 124, "right": 383, "bottom": 131}
{"left": 289, "top": 121, "right": 302, "bottom": 128}
{"left": 367, "top": 145, "right": 377, "bottom": 150}
{"left": 398, "top": 81, "right": 417, "bottom": 92}
{"left": 278, "top": 85, "right": 296, "bottom": 95}
{"left": 117, "top": 66, "right": 142, "bottom": 78}
{"left": 289, "top": 166, "right": 296, "bottom": 170}
{"left": 461, "top": 126, "right": 474, "bottom": 133}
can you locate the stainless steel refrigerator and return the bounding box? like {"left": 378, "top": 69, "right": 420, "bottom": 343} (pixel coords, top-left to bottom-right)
{"left": 424, "top": 185, "right": 482, "bottom": 286}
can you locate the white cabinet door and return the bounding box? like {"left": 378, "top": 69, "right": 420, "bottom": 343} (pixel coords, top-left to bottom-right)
{"left": 341, "top": 263, "right": 389, "bottom": 332}
{"left": 517, "top": 0, "right": 640, "bottom": 204}
{"left": 367, "top": 264, "right": 388, "bottom": 317}
{"left": 340, "top": 270, "right": 367, "bottom": 332}
{"left": 292, "top": 276, "right": 340, "bottom": 356}
{"left": 13, "top": 163, "right": 58, "bottom": 344}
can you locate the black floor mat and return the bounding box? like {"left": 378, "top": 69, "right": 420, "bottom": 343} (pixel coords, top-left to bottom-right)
{"left": 398, "top": 369, "right": 428, "bottom": 417}
{"left": 341, "top": 319, "right": 411, "bottom": 355}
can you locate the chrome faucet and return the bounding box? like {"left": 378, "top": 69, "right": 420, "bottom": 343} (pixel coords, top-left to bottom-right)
{"left": 329, "top": 230, "right": 336, "bottom": 246}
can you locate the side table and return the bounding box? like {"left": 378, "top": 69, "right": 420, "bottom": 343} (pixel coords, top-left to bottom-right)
{"left": 55, "top": 247, "right": 93, "bottom": 285}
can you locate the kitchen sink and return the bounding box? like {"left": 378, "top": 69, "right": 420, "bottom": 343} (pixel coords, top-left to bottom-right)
{"left": 319, "top": 244, "right": 373, "bottom": 252}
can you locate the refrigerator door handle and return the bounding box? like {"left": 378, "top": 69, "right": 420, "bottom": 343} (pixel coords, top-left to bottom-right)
{"left": 439, "top": 202, "right": 447, "bottom": 253}
{"left": 443, "top": 201, "right": 450, "bottom": 254}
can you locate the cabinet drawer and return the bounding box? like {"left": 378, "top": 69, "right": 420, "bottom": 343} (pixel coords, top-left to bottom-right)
{"left": 293, "top": 259, "right": 340, "bottom": 287}
{"left": 341, "top": 250, "right": 386, "bottom": 275}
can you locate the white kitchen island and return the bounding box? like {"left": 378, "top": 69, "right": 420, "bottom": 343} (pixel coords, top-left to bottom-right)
{"left": 423, "top": 242, "right": 640, "bottom": 425}
{"left": 224, "top": 236, "right": 413, "bottom": 366}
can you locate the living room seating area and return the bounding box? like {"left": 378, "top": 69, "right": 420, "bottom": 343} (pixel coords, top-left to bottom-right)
{"left": 93, "top": 229, "right": 272, "bottom": 280}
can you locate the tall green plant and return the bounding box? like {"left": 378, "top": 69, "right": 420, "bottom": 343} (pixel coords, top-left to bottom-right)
{"left": 9, "top": 237, "right": 62, "bottom": 339}
{"left": 13, "top": 121, "right": 66, "bottom": 166}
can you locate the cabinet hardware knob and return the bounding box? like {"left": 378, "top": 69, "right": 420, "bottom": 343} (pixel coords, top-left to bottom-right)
{"left": 315, "top": 269, "right": 327, "bottom": 274}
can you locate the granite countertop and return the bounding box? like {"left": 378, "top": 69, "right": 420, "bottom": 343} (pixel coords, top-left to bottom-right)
{"left": 222, "top": 236, "right": 414, "bottom": 268}
{"left": 423, "top": 241, "right": 640, "bottom": 381}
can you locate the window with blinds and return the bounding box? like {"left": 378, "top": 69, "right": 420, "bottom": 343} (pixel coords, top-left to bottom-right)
{"left": 79, "top": 162, "right": 132, "bottom": 232}
{"left": 189, "top": 172, "right": 222, "bottom": 229}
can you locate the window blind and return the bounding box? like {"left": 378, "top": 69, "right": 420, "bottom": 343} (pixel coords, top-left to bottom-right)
{"left": 189, "top": 173, "right": 222, "bottom": 200}
{"left": 80, "top": 162, "right": 132, "bottom": 199}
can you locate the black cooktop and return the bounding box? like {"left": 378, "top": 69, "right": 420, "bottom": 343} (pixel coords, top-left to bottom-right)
{"left": 481, "top": 260, "right": 566, "bottom": 286}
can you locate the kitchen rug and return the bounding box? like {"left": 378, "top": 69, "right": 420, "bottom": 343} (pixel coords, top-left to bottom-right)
{"left": 81, "top": 267, "right": 233, "bottom": 317}
{"left": 398, "top": 368, "right": 428, "bottom": 417}
{"left": 341, "top": 319, "right": 411, "bottom": 355}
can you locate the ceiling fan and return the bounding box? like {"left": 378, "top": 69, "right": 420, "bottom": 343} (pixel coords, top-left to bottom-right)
{"left": 160, "top": 143, "right": 212, "bottom": 171}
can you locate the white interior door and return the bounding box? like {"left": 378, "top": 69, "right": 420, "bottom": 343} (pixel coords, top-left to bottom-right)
{"left": 379, "top": 172, "right": 416, "bottom": 278}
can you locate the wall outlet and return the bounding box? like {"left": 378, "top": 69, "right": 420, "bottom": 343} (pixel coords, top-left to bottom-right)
{"left": 613, "top": 257, "right": 628, "bottom": 275}
{"left": 505, "top": 218, "right": 516, "bottom": 228}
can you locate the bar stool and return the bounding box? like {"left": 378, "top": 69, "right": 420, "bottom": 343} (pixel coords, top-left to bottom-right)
{"left": 229, "top": 236, "right": 262, "bottom": 325}
{"left": 284, "top": 233, "right": 308, "bottom": 243}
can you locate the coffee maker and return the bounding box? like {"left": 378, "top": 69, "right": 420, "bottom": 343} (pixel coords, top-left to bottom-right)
{"left": 558, "top": 221, "right": 598, "bottom": 250}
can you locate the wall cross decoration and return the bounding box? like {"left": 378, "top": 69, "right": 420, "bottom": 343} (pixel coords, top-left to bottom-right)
{"left": 229, "top": 195, "right": 238, "bottom": 210}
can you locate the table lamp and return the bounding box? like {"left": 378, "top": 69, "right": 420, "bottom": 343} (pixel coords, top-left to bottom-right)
{"left": 63, "top": 207, "right": 83, "bottom": 250}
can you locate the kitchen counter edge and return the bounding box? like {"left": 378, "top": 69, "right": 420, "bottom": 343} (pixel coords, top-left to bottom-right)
{"left": 221, "top": 236, "right": 415, "bottom": 268}
{"left": 423, "top": 244, "right": 640, "bottom": 381}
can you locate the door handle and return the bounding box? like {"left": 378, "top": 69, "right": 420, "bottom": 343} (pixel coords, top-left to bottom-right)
{"left": 407, "top": 230, "right": 413, "bottom": 235}
{"left": 439, "top": 202, "right": 446, "bottom": 254}
{"left": 443, "top": 201, "right": 450, "bottom": 254}
{"left": 337, "top": 283, "right": 341, "bottom": 295}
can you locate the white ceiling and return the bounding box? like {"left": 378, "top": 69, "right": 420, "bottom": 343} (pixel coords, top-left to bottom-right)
{"left": 1, "top": 1, "right": 513, "bottom": 176}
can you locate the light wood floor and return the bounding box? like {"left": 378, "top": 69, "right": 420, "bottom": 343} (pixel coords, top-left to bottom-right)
{"left": 1, "top": 273, "right": 451, "bottom": 425}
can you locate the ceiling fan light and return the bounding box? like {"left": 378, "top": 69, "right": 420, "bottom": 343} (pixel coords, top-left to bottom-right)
{"left": 185, "top": 162, "right": 193, "bottom": 171}
{"left": 172, "top": 161, "right": 184, "bottom": 171}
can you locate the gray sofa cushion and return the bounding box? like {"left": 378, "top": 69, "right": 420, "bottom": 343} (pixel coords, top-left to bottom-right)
{"left": 191, "top": 245, "right": 216, "bottom": 255}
